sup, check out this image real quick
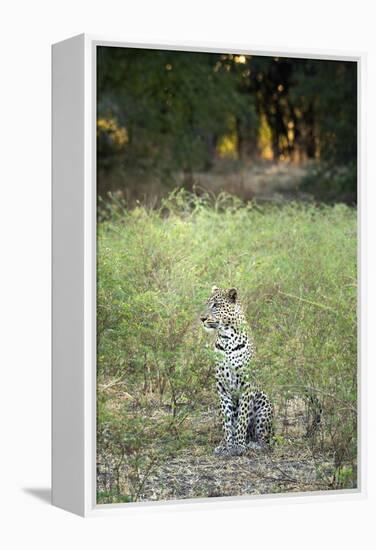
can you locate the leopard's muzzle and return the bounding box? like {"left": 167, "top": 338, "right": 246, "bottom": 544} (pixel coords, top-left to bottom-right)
{"left": 200, "top": 315, "right": 219, "bottom": 331}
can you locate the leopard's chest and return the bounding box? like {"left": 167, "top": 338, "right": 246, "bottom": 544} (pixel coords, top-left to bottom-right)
{"left": 214, "top": 336, "right": 252, "bottom": 392}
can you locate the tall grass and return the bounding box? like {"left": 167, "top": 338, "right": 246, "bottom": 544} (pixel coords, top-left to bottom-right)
{"left": 97, "top": 190, "right": 357, "bottom": 501}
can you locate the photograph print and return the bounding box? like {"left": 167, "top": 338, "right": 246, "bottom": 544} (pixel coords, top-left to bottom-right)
{"left": 96, "top": 46, "right": 357, "bottom": 504}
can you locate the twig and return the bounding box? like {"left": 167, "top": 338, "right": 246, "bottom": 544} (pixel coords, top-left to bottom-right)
{"left": 135, "top": 456, "right": 159, "bottom": 500}
{"left": 263, "top": 449, "right": 299, "bottom": 483}
{"left": 278, "top": 290, "right": 337, "bottom": 313}
{"left": 98, "top": 378, "right": 134, "bottom": 400}
{"left": 98, "top": 377, "right": 123, "bottom": 390}
{"left": 279, "top": 384, "right": 357, "bottom": 414}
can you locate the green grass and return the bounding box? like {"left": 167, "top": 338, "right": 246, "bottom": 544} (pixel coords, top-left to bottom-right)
{"left": 97, "top": 190, "right": 357, "bottom": 501}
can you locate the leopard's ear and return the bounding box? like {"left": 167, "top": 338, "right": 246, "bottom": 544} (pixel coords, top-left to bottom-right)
{"left": 211, "top": 285, "right": 219, "bottom": 294}
{"left": 228, "top": 288, "right": 237, "bottom": 302}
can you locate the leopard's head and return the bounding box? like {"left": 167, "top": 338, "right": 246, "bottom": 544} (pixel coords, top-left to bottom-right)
{"left": 200, "top": 286, "right": 245, "bottom": 335}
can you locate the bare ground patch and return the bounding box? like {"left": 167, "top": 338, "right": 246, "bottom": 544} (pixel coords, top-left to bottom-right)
{"left": 97, "top": 397, "right": 345, "bottom": 503}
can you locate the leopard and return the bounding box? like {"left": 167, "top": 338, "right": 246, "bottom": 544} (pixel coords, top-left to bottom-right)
{"left": 200, "top": 285, "right": 273, "bottom": 456}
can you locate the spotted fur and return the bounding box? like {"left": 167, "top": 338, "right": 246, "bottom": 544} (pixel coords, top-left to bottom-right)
{"left": 201, "top": 286, "right": 273, "bottom": 456}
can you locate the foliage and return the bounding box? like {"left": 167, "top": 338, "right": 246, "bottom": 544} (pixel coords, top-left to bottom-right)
{"left": 97, "top": 191, "right": 357, "bottom": 502}
{"left": 97, "top": 48, "right": 250, "bottom": 186}
{"left": 97, "top": 48, "right": 357, "bottom": 201}
{"left": 301, "top": 161, "right": 357, "bottom": 204}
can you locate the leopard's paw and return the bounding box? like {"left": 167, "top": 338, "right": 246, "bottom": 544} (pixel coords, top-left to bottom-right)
{"left": 214, "top": 443, "right": 229, "bottom": 456}
{"left": 228, "top": 444, "right": 247, "bottom": 456}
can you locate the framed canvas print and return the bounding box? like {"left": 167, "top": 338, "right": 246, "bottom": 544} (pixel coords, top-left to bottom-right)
{"left": 52, "top": 34, "right": 366, "bottom": 516}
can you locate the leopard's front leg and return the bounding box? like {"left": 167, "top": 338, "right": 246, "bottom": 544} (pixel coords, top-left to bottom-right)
{"left": 234, "top": 384, "right": 253, "bottom": 453}
{"left": 214, "top": 381, "right": 235, "bottom": 456}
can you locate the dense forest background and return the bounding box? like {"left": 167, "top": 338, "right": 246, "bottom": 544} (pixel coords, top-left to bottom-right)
{"left": 97, "top": 48, "right": 357, "bottom": 205}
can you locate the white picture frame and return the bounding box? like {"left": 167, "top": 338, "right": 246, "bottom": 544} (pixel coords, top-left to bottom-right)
{"left": 52, "top": 33, "right": 366, "bottom": 517}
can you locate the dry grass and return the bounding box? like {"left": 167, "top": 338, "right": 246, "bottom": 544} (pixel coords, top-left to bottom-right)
{"left": 97, "top": 396, "right": 349, "bottom": 503}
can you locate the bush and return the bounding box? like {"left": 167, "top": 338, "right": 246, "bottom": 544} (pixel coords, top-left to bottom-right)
{"left": 97, "top": 190, "right": 357, "bottom": 500}
{"left": 301, "top": 161, "right": 357, "bottom": 205}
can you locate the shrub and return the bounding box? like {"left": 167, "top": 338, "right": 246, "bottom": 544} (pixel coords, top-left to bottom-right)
{"left": 97, "top": 190, "right": 357, "bottom": 500}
